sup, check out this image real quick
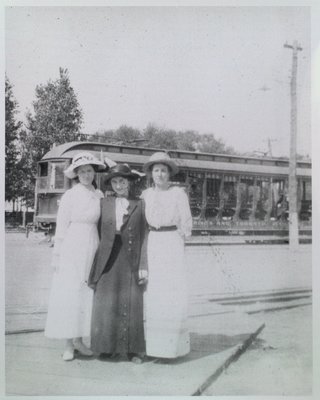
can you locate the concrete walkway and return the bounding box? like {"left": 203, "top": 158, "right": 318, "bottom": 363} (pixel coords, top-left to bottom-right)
{"left": 6, "top": 289, "right": 312, "bottom": 396}
{"left": 6, "top": 308, "right": 265, "bottom": 396}
{"left": 5, "top": 233, "right": 313, "bottom": 395}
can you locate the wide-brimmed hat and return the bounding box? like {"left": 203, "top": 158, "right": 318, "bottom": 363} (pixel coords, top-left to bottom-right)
{"left": 64, "top": 151, "right": 106, "bottom": 179}
{"left": 104, "top": 163, "right": 142, "bottom": 183}
{"left": 143, "top": 152, "right": 178, "bottom": 175}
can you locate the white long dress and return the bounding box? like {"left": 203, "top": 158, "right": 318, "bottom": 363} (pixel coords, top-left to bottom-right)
{"left": 141, "top": 186, "right": 192, "bottom": 358}
{"left": 45, "top": 183, "right": 103, "bottom": 339}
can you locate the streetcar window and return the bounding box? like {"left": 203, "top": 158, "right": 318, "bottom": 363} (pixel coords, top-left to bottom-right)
{"left": 275, "top": 161, "right": 288, "bottom": 167}
{"left": 182, "top": 153, "right": 195, "bottom": 160}
{"left": 198, "top": 155, "right": 213, "bottom": 161}
{"left": 109, "top": 147, "right": 120, "bottom": 153}
{"left": 207, "top": 178, "right": 220, "bottom": 203}
{"left": 54, "top": 163, "right": 65, "bottom": 189}
{"left": 39, "top": 162, "right": 48, "bottom": 177}
{"left": 49, "top": 162, "right": 66, "bottom": 190}
{"left": 124, "top": 148, "right": 140, "bottom": 155}
{"left": 304, "top": 180, "right": 312, "bottom": 201}
{"left": 246, "top": 159, "right": 261, "bottom": 165}
{"left": 262, "top": 160, "right": 276, "bottom": 166}
{"left": 230, "top": 158, "right": 246, "bottom": 164}
{"left": 215, "top": 156, "right": 230, "bottom": 163}
{"left": 173, "top": 171, "right": 186, "bottom": 183}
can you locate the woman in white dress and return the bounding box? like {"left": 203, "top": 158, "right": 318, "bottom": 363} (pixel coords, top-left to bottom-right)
{"left": 45, "top": 151, "right": 106, "bottom": 361}
{"left": 141, "top": 152, "right": 192, "bottom": 360}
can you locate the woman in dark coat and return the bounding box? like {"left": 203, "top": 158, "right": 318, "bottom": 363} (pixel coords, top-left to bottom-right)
{"left": 88, "top": 164, "right": 148, "bottom": 363}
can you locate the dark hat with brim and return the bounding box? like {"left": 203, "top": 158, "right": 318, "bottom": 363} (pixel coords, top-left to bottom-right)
{"left": 104, "top": 164, "right": 142, "bottom": 183}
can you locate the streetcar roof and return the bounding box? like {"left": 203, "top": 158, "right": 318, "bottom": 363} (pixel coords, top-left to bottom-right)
{"left": 40, "top": 141, "right": 311, "bottom": 178}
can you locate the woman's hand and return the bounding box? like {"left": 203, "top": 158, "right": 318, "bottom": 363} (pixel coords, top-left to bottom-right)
{"left": 138, "top": 270, "right": 148, "bottom": 285}
{"left": 177, "top": 229, "right": 186, "bottom": 241}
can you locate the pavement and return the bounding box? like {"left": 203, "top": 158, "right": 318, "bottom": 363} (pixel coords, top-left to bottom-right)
{"left": 187, "top": 233, "right": 312, "bottom": 245}
{"left": 4, "top": 232, "right": 313, "bottom": 396}
{"left": 204, "top": 304, "right": 312, "bottom": 396}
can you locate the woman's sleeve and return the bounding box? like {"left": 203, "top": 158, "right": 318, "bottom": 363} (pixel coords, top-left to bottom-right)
{"left": 97, "top": 198, "right": 103, "bottom": 239}
{"left": 140, "top": 189, "right": 146, "bottom": 200}
{"left": 138, "top": 200, "right": 148, "bottom": 273}
{"left": 140, "top": 187, "right": 150, "bottom": 201}
{"left": 177, "top": 188, "right": 193, "bottom": 239}
{"left": 95, "top": 189, "right": 104, "bottom": 199}
{"left": 53, "top": 190, "right": 72, "bottom": 255}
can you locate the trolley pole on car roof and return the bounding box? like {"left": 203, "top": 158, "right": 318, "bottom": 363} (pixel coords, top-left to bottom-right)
{"left": 284, "top": 40, "right": 302, "bottom": 250}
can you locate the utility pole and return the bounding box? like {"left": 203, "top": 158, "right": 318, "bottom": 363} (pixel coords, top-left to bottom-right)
{"left": 284, "top": 41, "right": 302, "bottom": 250}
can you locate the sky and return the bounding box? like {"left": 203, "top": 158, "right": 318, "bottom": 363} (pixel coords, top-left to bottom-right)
{"left": 5, "top": 4, "right": 313, "bottom": 157}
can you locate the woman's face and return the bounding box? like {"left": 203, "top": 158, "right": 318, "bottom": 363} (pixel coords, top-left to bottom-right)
{"left": 76, "top": 164, "right": 95, "bottom": 186}
{"left": 111, "top": 176, "right": 130, "bottom": 197}
{"left": 152, "top": 163, "right": 170, "bottom": 187}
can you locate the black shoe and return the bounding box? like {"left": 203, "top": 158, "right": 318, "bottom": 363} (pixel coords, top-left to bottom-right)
{"left": 98, "top": 353, "right": 113, "bottom": 360}
{"left": 154, "top": 357, "right": 173, "bottom": 364}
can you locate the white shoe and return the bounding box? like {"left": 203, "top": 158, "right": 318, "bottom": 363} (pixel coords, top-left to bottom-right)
{"left": 62, "top": 348, "right": 75, "bottom": 361}
{"left": 73, "top": 340, "right": 93, "bottom": 356}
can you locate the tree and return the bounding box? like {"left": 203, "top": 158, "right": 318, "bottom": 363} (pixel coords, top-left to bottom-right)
{"left": 115, "top": 125, "right": 142, "bottom": 144}
{"left": 90, "top": 123, "right": 236, "bottom": 155}
{"left": 176, "top": 130, "right": 199, "bottom": 151}
{"left": 18, "top": 68, "right": 84, "bottom": 206}
{"left": 5, "top": 76, "right": 23, "bottom": 209}
{"left": 142, "top": 124, "right": 235, "bottom": 154}
{"left": 23, "top": 67, "right": 83, "bottom": 168}
{"left": 17, "top": 129, "right": 37, "bottom": 209}
{"left": 143, "top": 124, "right": 178, "bottom": 149}
{"left": 91, "top": 129, "right": 115, "bottom": 143}
{"left": 196, "top": 133, "right": 235, "bottom": 154}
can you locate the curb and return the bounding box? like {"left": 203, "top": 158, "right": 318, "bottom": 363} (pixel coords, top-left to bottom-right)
{"left": 186, "top": 238, "right": 312, "bottom": 246}
{"left": 5, "top": 328, "right": 45, "bottom": 335}
{"left": 191, "top": 323, "right": 266, "bottom": 396}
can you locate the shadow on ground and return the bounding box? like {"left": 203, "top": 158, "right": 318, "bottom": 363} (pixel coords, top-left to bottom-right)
{"left": 69, "top": 333, "right": 268, "bottom": 365}
{"left": 149, "top": 332, "right": 267, "bottom": 365}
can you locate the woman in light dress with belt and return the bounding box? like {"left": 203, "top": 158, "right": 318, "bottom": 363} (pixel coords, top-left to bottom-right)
{"left": 45, "top": 151, "right": 109, "bottom": 361}
{"left": 141, "top": 152, "right": 192, "bottom": 361}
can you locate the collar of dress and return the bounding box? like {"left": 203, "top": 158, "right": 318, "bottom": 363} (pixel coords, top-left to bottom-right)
{"left": 115, "top": 197, "right": 129, "bottom": 215}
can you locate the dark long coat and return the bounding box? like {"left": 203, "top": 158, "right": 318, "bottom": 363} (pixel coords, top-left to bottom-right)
{"left": 88, "top": 196, "right": 148, "bottom": 355}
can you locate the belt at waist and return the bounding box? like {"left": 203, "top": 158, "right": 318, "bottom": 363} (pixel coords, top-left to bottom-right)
{"left": 149, "top": 225, "right": 177, "bottom": 232}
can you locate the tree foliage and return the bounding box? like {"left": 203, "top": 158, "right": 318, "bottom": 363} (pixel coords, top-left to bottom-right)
{"left": 5, "top": 76, "right": 23, "bottom": 205}
{"left": 23, "top": 67, "right": 83, "bottom": 168}
{"left": 18, "top": 68, "right": 84, "bottom": 207}
{"left": 92, "top": 125, "right": 143, "bottom": 145}
{"left": 90, "top": 123, "right": 236, "bottom": 155}
{"left": 143, "top": 124, "right": 178, "bottom": 149}
{"left": 17, "top": 129, "right": 38, "bottom": 208}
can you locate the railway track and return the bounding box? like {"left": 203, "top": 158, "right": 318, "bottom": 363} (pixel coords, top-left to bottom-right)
{"left": 189, "top": 287, "right": 312, "bottom": 318}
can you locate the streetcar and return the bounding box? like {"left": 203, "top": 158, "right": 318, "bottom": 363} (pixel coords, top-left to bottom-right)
{"left": 34, "top": 141, "right": 312, "bottom": 235}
